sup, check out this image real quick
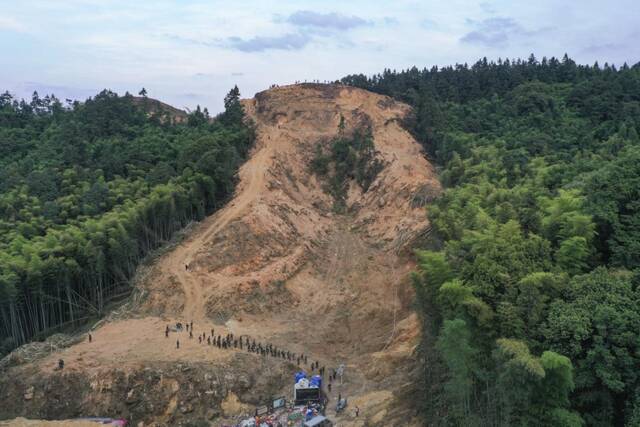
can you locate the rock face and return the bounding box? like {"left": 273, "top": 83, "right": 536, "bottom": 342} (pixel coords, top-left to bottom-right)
{"left": 1, "top": 359, "right": 290, "bottom": 426}
{"left": 0, "top": 84, "right": 440, "bottom": 426}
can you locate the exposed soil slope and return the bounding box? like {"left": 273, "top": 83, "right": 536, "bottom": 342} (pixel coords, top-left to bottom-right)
{"left": 0, "top": 84, "right": 440, "bottom": 426}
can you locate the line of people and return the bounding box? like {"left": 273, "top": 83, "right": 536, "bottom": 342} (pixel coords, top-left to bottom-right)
{"left": 165, "top": 321, "right": 321, "bottom": 373}
{"left": 164, "top": 321, "right": 347, "bottom": 401}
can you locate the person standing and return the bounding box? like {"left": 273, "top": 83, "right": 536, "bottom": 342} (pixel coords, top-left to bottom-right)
{"left": 176, "top": 340, "right": 180, "bottom": 349}
{"left": 88, "top": 333, "right": 92, "bottom": 343}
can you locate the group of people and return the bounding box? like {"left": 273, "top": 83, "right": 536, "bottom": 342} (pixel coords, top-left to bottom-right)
{"left": 165, "top": 321, "right": 323, "bottom": 375}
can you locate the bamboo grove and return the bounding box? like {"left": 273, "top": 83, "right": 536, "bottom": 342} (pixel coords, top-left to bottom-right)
{"left": 0, "top": 86, "right": 254, "bottom": 356}
{"left": 343, "top": 56, "right": 640, "bottom": 425}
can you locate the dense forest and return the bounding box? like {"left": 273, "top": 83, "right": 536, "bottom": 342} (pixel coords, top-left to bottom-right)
{"left": 0, "top": 86, "right": 254, "bottom": 356}
{"left": 343, "top": 55, "right": 640, "bottom": 426}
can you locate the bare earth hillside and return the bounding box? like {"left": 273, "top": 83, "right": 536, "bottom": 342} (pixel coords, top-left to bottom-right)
{"left": 0, "top": 84, "right": 440, "bottom": 426}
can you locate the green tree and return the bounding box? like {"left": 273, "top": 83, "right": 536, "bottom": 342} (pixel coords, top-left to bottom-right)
{"left": 436, "top": 318, "right": 478, "bottom": 422}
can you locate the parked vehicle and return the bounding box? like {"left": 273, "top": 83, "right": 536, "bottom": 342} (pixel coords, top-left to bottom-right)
{"left": 303, "top": 415, "right": 333, "bottom": 427}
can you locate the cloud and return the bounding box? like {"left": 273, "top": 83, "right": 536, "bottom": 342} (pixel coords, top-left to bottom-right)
{"left": 460, "top": 17, "right": 547, "bottom": 48}
{"left": 286, "top": 11, "right": 368, "bottom": 30}
{"left": 582, "top": 42, "right": 625, "bottom": 54}
{"left": 224, "top": 33, "right": 311, "bottom": 52}
{"left": 383, "top": 16, "right": 399, "bottom": 25}
{"left": 231, "top": 72, "right": 244, "bottom": 76}
{"left": 0, "top": 16, "right": 26, "bottom": 32}
{"left": 479, "top": 2, "right": 496, "bottom": 14}
{"left": 18, "top": 81, "right": 96, "bottom": 100}
{"left": 421, "top": 18, "right": 438, "bottom": 30}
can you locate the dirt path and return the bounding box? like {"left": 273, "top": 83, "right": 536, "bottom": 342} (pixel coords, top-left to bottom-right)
{"left": 167, "top": 141, "right": 271, "bottom": 320}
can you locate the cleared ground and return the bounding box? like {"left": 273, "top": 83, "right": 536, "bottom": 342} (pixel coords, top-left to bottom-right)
{"left": 1, "top": 84, "right": 440, "bottom": 426}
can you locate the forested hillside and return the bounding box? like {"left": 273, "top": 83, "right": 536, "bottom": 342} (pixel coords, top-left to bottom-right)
{"left": 0, "top": 87, "right": 254, "bottom": 356}
{"left": 343, "top": 55, "right": 640, "bottom": 426}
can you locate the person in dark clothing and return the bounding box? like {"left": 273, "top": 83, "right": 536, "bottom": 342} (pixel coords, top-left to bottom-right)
{"left": 234, "top": 340, "right": 238, "bottom": 348}
{"left": 165, "top": 325, "right": 169, "bottom": 338}
{"left": 328, "top": 383, "right": 332, "bottom": 393}
{"left": 58, "top": 359, "right": 64, "bottom": 370}
{"left": 355, "top": 406, "right": 360, "bottom": 417}
{"left": 198, "top": 336, "right": 202, "bottom": 344}
{"left": 189, "top": 330, "right": 193, "bottom": 339}
{"left": 88, "top": 333, "right": 92, "bottom": 343}
{"left": 240, "top": 339, "right": 243, "bottom": 350}
{"left": 211, "top": 328, "right": 214, "bottom": 337}
{"left": 207, "top": 337, "right": 211, "bottom": 345}
{"left": 176, "top": 340, "right": 180, "bottom": 349}
{"left": 190, "top": 321, "right": 193, "bottom": 330}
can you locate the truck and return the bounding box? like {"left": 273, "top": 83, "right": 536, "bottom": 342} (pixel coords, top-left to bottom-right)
{"left": 293, "top": 385, "right": 322, "bottom": 405}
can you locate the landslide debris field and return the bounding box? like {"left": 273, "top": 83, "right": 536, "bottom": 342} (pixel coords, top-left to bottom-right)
{"left": 0, "top": 84, "right": 441, "bottom": 426}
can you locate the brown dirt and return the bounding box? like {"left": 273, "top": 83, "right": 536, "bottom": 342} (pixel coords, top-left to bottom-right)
{"left": 0, "top": 419, "right": 103, "bottom": 427}
{"left": 0, "top": 83, "right": 440, "bottom": 426}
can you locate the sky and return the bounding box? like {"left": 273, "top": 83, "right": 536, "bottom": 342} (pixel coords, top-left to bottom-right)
{"left": 1, "top": 0, "right": 639, "bottom": 113}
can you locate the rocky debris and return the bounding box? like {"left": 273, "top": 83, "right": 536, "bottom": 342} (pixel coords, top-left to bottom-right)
{"left": 0, "top": 334, "right": 84, "bottom": 372}
{"left": 0, "top": 357, "right": 293, "bottom": 426}
{"left": 23, "top": 386, "right": 34, "bottom": 401}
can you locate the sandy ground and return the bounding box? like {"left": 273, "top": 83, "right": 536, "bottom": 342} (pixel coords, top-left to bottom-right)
{"left": 3, "top": 84, "right": 440, "bottom": 426}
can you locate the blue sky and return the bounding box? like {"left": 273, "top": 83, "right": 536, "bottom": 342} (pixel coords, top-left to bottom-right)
{"left": 1, "top": 0, "right": 639, "bottom": 112}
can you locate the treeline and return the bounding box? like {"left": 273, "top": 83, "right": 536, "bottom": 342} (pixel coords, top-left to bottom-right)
{"left": 343, "top": 56, "right": 640, "bottom": 425}
{"left": 0, "top": 86, "right": 254, "bottom": 356}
